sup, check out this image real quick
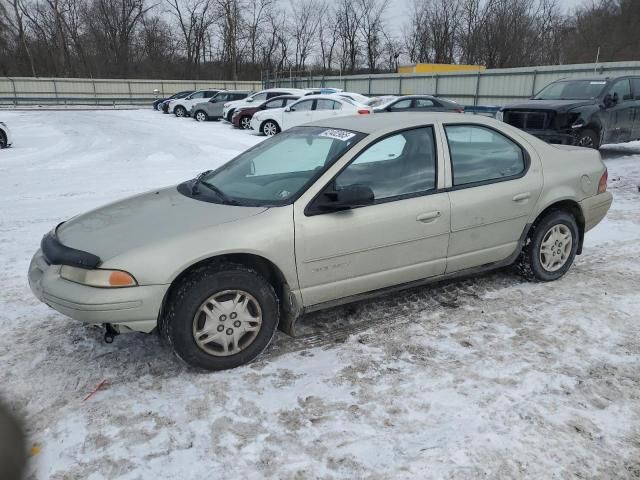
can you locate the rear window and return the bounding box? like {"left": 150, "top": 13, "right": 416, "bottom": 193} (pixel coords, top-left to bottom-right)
{"left": 445, "top": 125, "right": 525, "bottom": 186}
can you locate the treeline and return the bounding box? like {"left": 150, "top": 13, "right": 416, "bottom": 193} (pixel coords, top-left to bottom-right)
{"left": 0, "top": 0, "right": 638, "bottom": 80}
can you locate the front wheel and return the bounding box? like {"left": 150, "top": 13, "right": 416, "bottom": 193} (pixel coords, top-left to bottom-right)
{"left": 240, "top": 116, "right": 252, "bottom": 130}
{"left": 194, "top": 111, "right": 208, "bottom": 122}
{"left": 174, "top": 106, "right": 186, "bottom": 117}
{"left": 575, "top": 129, "right": 600, "bottom": 149}
{"left": 0, "top": 131, "right": 6, "bottom": 148}
{"left": 262, "top": 120, "right": 280, "bottom": 136}
{"left": 517, "top": 211, "right": 579, "bottom": 282}
{"left": 225, "top": 110, "right": 235, "bottom": 122}
{"left": 164, "top": 264, "right": 279, "bottom": 371}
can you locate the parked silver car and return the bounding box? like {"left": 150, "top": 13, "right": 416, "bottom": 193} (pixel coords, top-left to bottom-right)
{"left": 28, "top": 113, "right": 612, "bottom": 370}
{"left": 191, "top": 91, "right": 251, "bottom": 122}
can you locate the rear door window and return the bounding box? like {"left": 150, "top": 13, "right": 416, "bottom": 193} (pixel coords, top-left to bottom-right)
{"left": 413, "top": 98, "right": 435, "bottom": 108}
{"left": 445, "top": 125, "right": 525, "bottom": 187}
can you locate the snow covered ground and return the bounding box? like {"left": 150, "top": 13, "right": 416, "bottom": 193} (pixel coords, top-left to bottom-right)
{"left": 0, "top": 110, "right": 639, "bottom": 479}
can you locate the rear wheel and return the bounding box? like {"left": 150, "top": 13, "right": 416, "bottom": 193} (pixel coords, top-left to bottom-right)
{"left": 0, "top": 130, "right": 6, "bottom": 148}
{"left": 262, "top": 120, "right": 279, "bottom": 136}
{"left": 226, "top": 109, "right": 235, "bottom": 122}
{"left": 575, "top": 129, "right": 600, "bottom": 149}
{"left": 240, "top": 116, "right": 252, "bottom": 130}
{"left": 517, "top": 211, "right": 579, "bottom": 282}
{"left": 194, "top": 110, "right": 208, "bottom": 122}
{"left": 174, "top": 105, "right": 187, "bottom": 117}
{"left": 164, "top": 264, "right": 279, "bottom": 371}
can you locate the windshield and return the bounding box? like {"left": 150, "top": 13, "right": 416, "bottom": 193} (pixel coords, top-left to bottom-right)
{"left": 534, "top": 80, "right": 607, "bottom": 100}
{"left": 197, "top": 126, "right": 366, "bottom": 206}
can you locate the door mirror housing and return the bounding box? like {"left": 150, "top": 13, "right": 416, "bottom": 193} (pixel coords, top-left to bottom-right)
{"left": 314, "top": 184, "right": 375, "bottom": 212}
{"left": 284, "top": 106, "right": 292, "bottom": 112}
{"left": 245, "top": 97, "right": 254, "bottom": 103}
{"left": 603, "top": 93, "right": 616, "bottom": 108}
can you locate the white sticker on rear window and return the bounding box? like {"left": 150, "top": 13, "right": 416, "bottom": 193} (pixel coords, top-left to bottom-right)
{"left": 319, "top": 129, "right": 357, "bottom": 141}
{"left": 590, "top": 81, "right": 606, "bottom": 84}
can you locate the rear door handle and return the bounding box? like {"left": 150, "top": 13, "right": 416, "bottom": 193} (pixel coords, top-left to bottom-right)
{"left": 512, "top": 192, "right": 531, "bottom": 202}
{"left": 417, "top": 211, "right": 441, "bottom": 223}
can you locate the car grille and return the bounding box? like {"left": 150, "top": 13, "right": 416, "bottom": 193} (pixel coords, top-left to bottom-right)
{"left": 504, "top": 110, "right": 549, "bottom": 130}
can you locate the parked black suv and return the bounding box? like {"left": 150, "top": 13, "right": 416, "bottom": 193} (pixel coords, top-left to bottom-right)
{"left": 498, "top": 76, "right": 640, "bottom": 148}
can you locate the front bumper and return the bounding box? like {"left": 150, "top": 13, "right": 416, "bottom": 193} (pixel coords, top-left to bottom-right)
{"left": 580, "top": 191, "right": 613, "bottom": 232}
{"left": 28, "top": 249, "right": 167, "bottom": 333}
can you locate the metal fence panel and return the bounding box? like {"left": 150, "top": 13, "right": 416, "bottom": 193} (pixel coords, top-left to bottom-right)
{"left": 266, "top": 61, "right": 640, "bottom": 107}
{"left": 0, "top": 77, "right": 262, "bottom": 106}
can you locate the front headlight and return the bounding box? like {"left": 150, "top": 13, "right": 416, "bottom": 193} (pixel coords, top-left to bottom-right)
{"left": 496, "top": 110, "right": 504, "bottom": 121}
{"left": 60, "top": 266, "right": 138, "bottom": 287}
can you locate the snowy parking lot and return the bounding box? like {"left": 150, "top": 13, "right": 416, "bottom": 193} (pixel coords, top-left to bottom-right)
{"left": 1, "top": 109, "right": 639, "bottom": 479}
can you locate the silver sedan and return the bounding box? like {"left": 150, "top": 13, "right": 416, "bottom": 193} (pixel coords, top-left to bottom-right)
{"left": 28, "top": 113, "right": 613, "bottom": 370}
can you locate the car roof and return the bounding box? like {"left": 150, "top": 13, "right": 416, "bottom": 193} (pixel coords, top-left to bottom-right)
{"left": 221, "top": 90, "right": 251, "bottom": 93}
{"left": 306, "top": 112, "right": 496, "bottom": 134}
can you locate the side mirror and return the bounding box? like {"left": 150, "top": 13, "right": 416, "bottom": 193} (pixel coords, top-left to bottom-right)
{"left": 285, "top": 106, "right": 292, "bottom": 112}
{"left": 603, "top": 93, "right": 616, "bottom": 108}
{"left": 314, "top": 184, "right": 375, "bottom": 212}
{"left": 246, "top": 98, "right": 254, "bottom": 103}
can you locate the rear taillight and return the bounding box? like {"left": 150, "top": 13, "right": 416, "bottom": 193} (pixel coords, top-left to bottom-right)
{"left": 357, "top": 109, "right": 371, "bottom": 115}
{"left": 598, "top": 169, "right": 608, "bottom": 194}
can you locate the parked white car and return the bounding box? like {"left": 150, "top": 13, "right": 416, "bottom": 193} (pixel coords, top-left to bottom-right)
{"left": 168, "top": 89, "right": 222, "bottom": 117}
{"left": 250, "top": 95, "right": 373, "bottom": 136}
{"left": 0, "top": 121, "right": 12, "bottom": 148}
{"left": 222, "top": 88, "right": 308, "bottom": 122}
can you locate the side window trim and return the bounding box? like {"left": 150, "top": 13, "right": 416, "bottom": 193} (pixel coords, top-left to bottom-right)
{"left": 442, "top": 123, "right": 531, "bottom": 191}
{"left": 304, "top": 125, "right": 440, "bottom": 216}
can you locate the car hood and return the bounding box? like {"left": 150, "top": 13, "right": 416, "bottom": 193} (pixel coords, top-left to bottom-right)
{"left": 56, "top": 186, "right": 267, "bottom": 262}
{"left": 503, "top": 99, "right": 597, "bottom": 111}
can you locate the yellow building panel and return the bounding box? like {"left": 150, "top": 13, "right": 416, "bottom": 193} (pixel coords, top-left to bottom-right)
{"left": 399, "top": 64, "right": 486, "bottom": 74}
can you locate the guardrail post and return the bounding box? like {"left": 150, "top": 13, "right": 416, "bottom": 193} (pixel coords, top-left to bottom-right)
{"left": 434, "top": 75, "right": 439, "bottom": 96}
{"left": 398, "top": 76, "right": 403, "bottom": 95}
{"left": 531, "top": 70, "right": 538, "bottom": 97}
{"left": 92, "top": 78, "right": 98, "bottom": 105}
{"left": 368, "top": 76, "right": 372, "bottom": 95}
{"left": 321, "top": 75, "right": 325, "bottom": 88}
{"left": 474, "top": 71, "right": 481, "bottom": 106}
{"left": 8, "top": 77, "right": 17, "bottom": 106}
{"left": 53, "top": 78, "right": 59, "bottom": 105}
{"left": 128, "top": 80, "right": 132, "bottom": 103}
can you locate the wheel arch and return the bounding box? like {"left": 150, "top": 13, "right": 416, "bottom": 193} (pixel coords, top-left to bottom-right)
{"left": 158, "top": 252, "right": 301, "bottom": 336}
{"left": 530, "top": 199, "right": 585, "bottom": 255}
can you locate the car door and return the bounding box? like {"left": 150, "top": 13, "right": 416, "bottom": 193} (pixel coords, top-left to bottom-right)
{"left": 442, "top": 123, "right": 543, "bottom": 273}
{"left": 282, "top": 99, "right": 314, "bottom": 130}
{"left": 293, "top": 126, "right": 451, "bottom": 307}
{"left": 602, "top": 78, "right": 634, "bottom": 144}
{"left": 209, "top": 93, "right": 230, "bottom": 116}
{"left": 312, "top": 99, "right": 342, "bottom": 122}
{"left": 184, "top": 91, "right": 206, "bottom": 109}
{"left": 631, "top": 77, "right": 640, "bottom": 141}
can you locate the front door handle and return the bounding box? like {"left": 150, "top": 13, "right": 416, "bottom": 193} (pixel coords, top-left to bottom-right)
{"left": 512, "top": 192, "right": 531, "bottom": 202}
{"left": 416, "top": 211, "right": 441, "bottom": 223}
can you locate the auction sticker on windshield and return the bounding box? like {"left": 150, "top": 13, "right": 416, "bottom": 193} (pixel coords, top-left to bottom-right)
{"left": 319, "top": 129, "right": 357, "bottom": 141}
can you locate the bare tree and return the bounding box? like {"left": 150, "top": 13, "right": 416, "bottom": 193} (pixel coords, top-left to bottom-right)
{"left": 357, "top": 0, "right": 386, "bottom": 73}
{"left": 289, "top": 0, "right": 322, "bottom": 72}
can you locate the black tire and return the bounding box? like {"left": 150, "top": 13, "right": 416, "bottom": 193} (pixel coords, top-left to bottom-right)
{"left": 0, "top": 130, "right": 6, "bottom": 149}
{"left": 225, "top": 109, "right": 235, "bottom": 122}
{"left": 163, "top": 263, "right": 279, "bottom": 371}
{"left": 575, "top": 128, "right": 600, "bottom": 149}
{"left": 516, "top": 210, "right": 579, "bottom": 282}
{"left": 262, "top": 120, "right": 280, "bottom": 136}
{"left": 240, "top": 115, "right": 252, "bottom": 130}
{"left": 194, "top": 110, "right": 208, "bottom": 122}
{"left": 174, "top": 105, "right": 187, "bottom": 117}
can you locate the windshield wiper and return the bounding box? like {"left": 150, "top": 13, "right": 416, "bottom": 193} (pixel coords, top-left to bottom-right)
{"left": 199, "top": 181, "right": 238, "bottom": 205}
{"left": 191, "top": 170, "right": 214, "bottom": 195}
